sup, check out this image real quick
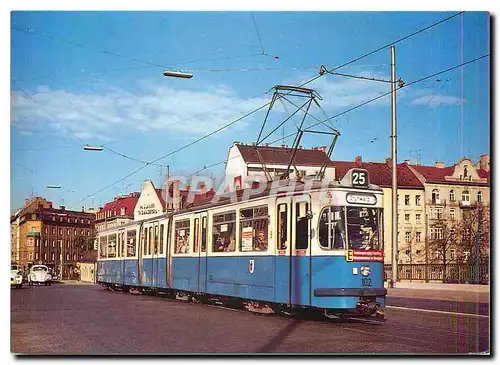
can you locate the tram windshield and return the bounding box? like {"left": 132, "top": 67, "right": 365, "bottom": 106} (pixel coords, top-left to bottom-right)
{"left": 318, "top": 206, "right": 382, "bottom": 250}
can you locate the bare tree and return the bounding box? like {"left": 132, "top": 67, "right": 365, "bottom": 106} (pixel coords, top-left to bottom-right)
{"left": 428, "top": 217, "right": 458, "bottom": 267}
{"left": 456, "top": 204, "right": 490, "bottom": 265}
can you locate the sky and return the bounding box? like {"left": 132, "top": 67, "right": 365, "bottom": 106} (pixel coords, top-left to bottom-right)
{"left": 10, "top": 11, "right": 490, "bottom": 212}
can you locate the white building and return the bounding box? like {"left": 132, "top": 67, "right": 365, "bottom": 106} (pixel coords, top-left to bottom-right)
{"left": 224, "top": 142, "right": 336, "bottom": 191}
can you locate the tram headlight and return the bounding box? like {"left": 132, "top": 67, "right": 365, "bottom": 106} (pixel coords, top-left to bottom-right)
{"left": 360, "top": 265, "right": 371, "bottom": 276}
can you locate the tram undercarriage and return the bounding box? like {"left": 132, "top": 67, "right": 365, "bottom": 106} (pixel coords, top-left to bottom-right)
{"left": 99, "top": 282, "right": 386, "bottom": 322}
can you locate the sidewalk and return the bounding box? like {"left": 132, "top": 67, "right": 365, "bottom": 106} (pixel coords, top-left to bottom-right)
{"left": 386, "top": 282, "right": 490, "bottom": 303}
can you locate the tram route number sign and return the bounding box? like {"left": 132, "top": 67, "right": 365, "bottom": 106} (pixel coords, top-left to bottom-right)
{"left": 351, "top": 169, "right": 369, "bottom": 188}
{"left": 345, "top": 250, "right": 384, "bottom": 262}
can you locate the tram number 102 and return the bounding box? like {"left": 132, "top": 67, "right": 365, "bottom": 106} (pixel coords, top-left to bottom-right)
{"left": 361, "top": 278, "right": 372, "bottom": 287}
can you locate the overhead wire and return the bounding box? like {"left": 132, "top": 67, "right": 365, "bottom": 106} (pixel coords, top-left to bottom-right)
{"left": 162, "top": 54, "right": 489, "bottom": 186}
{"left": 65, "top": 11, "right": 470, "bottom": 205}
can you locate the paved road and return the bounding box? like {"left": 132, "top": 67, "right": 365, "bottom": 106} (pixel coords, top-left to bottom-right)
{"left": 11, "top": 284, "right": 490, "bottom": 354}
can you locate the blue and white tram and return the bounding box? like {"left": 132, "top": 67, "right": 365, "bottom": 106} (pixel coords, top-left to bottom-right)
{"left": 97, "top": 168, "right": 386, "bottom": 320}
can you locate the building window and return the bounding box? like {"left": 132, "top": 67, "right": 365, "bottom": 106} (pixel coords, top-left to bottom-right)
{"left": 52, "top": 227, "right": 55, "bottom": 234}
{"left": 450, "top": 249, "right": 456, "bottom": 261}
{"left": 44, "top": 239, "right": 48, "bottom": 247}
{"left": 405, "top": 214, "right": 410, "bottom": 222}
{"left": 416, "top": 250, "right": 422, "bottom": 255}
{"left": 397, "top": 231, "right": 400, "bottom": 242}
{"left": 73, "top": 254, "right": 77, "bottom": 261}
{"left": 432, "top": 189, "right": 440, "bottom": 204}
{"left": 35, "top": 253, "right": 39, "bottom": 260}
{"left": 52, "top": 253, "right": 55, "bottom": 260}
{"left": 35, "top": 240, "right": 39, "bottom": 247}
{"left": 66, "top": 254, "right": 70, "bottom": 261}
{"left": 212, "top": 211, "right": 237, "bottom": 253}
{"left": 87, "top": 230, "right": 90, "bottom": 237}
{"left": 239, "top": 205, "right": 269, "bottom": 252}
{"left": 174, "top": 219, "right": 191, "bottom": 254}
{"left": 416, "top": 232, "right": 421, "bottom": 243}
{"left": 74, "top": 230, "right": 77, "bottom": 236}
{"left": 462, "top": 190, "right": 470, "bottom": 202}
{"left": 477, "top": 191, "right": 483, "bottom": 203}
{"left": 59, "top": 228, "right": 63, "bottom": 235}
{"left": 437, "top": 208, "right": 443, "bottom": 219}
{"left": 52, "top": 241, "right": 55, "bottom": 248}
{"left": 450, "top": 209, "right": 456, "bottom": 220}
{"left": 44, "top": 253, "right": 47, "bottom": 261}
{"left": 416, "top": 214, "right": 421, "bottom": 224}
{"left": 405, "top": 232, "right": 411, "bottom": 243}
{"left": 44, "top": 227, "right": 48, "bottom": 234}
{"left": 66, "top": 229, "right": 70, "bottom": 235}
{"left": 28, "top": 252, "right": 33, "bottom": 261}
{"left": 415, "top": 195, "right": 421, "bottom": 206}
{"left": 405, "top": 195, "right": 410, "bottom": 206}
{"left": 449, "top": 190, "right": 455, "bottom": 201}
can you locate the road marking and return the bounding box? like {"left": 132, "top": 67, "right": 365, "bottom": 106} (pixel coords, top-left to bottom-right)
{"left": 387, "top": 305, "right": 489, "bottom": 318}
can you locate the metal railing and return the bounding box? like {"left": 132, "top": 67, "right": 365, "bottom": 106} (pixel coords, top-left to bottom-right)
{"left": 384, "top": 263, "right": 489, "bottom": 284}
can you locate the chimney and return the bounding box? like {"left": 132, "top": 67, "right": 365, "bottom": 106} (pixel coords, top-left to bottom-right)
{"left": 319, "top": 146, "right": 327, "bottom": 153}
{"left": 480, "top": 154, "right": 490, "bottom": 172}
{"left": 435, "top": 161, "right": 445, "bottom": 169}
{"left": 281, "top": 144, "right": 286, "bottom": 148}
{"left": 252, "top": 142, "right": 256, "bottom": 146}
{"left": 233, "top": 141, "right": 240, "bottom": 145}
{"left": 355, "top": 156, "right": 362, "bottom": 166}
{"left": 60, "top": 206, "right": 66, "bottom": 211}
{"left": 385, "top": 157, "right": 392, "bottom": 166}
{"left": 199, "top": 183, "right": 206, "bottom": 195}
{"left": 81, "top": 206, "right": 84, "bottom": 212}
{"left": 404, "top": 159, "right": 410, "bottom": 164}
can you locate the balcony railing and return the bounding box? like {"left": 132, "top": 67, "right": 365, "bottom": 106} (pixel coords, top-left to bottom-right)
{"left": 27, "top": 231, "right": 40, "bottom": 237}
{"left": 384, "top": 263, "right": 489, "bottom": 284}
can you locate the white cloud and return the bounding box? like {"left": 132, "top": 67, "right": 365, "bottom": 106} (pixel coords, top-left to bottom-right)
{"left": 411, "top": 94, "right": 465, "bottom": 107}
{"left": 10, "top": 83, "right": 270, "bottom": 142}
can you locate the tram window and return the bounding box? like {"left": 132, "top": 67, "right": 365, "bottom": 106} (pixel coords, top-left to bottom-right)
{"left": 154, "top": 226, "right": 159, "bottom": 255}
{"left": 174, "top": 219, "right": 191, "bottom": 254}
{"left": 277, "top": 204, "right": 288, "bottom": 250}
{"left": 201, "top": 217, "right": 207, "bottom": 252}
{"left": 159, "top": 224, "right": 164, "bottom": 255}
{"left": 295, "top": 202, "right": 309, "bottom": 250}
{"left": 212, "top": 211, "right": 236, "bottom": 252}
{"left": 127, "top": 229, "right": 136, "bottom": 257}
{"left": 240, "top": 206, "right": 269, "bottom": 252}
{"left": 346, "top": 207, "right": 381, "bottom": 250}
{"left": 318, "top": 207, "right": 346, "bottom": 250}
{"left": 99, "top": 236, "right": 107, "bottom": 259}
{"left": 148, "top": 227, "right": 153, "bottom": 255}
{"left": 193, "top": 218, "right": 199, "bottom": 253}
{"left": 107, "top": 234, "right": 117, "bottom": 258}
{"left": 120, "top": 231, "right": 126, "bottom": 257}
{"left": 143, "top": 227, "right": 148, "bottom": 256}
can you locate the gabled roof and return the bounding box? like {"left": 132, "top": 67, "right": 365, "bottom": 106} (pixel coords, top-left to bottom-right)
{"left": 410, "top": 164, "right": 490, "bottom": 185}
{"left": 100, "top": 193, "right": 140, "bottom": 217}
{"left": 330, "top": 161, "right": 425, "bottom": 189}
{"left": 155, "top": 189, "right": 166, "bottom": 210}
{"left": 236, "top": 143, "right": 330, "bottom": 167}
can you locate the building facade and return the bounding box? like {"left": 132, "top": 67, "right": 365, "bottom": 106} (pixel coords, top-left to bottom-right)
{"left": 95, "top": 192, "right": 140, "bottom": 233}
{"left": 10, "top": 197, "right": 96, "bottom": 279}
{"left": 224, "top": 142, "right": 336, "bottom": 191}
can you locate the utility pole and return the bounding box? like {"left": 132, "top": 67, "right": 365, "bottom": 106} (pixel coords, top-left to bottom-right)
{"left": 390, "top": 45, "right": 398, "bottom": 288}
{"left": 425, "top": 213, "right": 429, "bottom": 282}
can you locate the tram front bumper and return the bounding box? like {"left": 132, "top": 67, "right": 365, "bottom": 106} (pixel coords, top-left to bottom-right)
{"left": 313, "top": 288, "right": 387, "bottom": 297}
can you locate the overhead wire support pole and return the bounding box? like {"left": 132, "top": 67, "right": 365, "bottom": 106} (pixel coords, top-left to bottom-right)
{"left": 390, "top": 45, "right": 398, "bottom": 289}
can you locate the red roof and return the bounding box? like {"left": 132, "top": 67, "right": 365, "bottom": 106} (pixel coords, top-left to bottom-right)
{"left": 99, "top": 193, "right": 139, "bottom": 218}
{"left": 330, "top": 161, "right": 424, "bottom": 188}
{"left": 236, "top": 143, "right": 330, "bottom": 166}
{"left": 410, "top": 164, "right": 490, "bottom": 185}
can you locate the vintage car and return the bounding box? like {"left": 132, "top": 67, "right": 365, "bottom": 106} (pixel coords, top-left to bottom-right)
{"left": 10, "top": 265, "right": 23, "bottom": 288}
{"left": 28, "top": 265, "right": 52, "bottom": 286}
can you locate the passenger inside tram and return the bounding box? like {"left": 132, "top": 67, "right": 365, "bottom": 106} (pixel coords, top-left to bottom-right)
{"left": 253, "top": 230, "right": 267, "bottom": 251}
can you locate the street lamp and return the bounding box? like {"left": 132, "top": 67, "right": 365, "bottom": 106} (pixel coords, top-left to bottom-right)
{"left": 163, "top": 70, "right": 194, "bottom": 79}
{"left": 83, "top": 145, "right": 103, "bottom": 151}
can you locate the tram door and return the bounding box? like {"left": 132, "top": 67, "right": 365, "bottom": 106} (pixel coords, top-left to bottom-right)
{"left": 152, "top": 222, "right": 159, "bottom": 287}
{"left": 275, "top": 197, "right": 292, "bottom": 304}
{"left": 291, "top": 195, "right": 312, "bottom": 306}
{"left": 118, "top": 229, "right": 125, "bottom": 286}
{"left": 194, "top": 212, "right": 208, "bottom": 293}
{"left": 137, "top": 224, "right": 144, "bottom": 286}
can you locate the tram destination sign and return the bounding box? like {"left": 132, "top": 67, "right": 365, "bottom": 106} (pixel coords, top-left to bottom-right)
{"left": 346, "top": 250, "right": 384, "bottom": 262}
{"left": 351, "top": 169, "right": 369, "bottom": 188}
{"left": 346, "top": 193, "right": 377, "bottom": 205}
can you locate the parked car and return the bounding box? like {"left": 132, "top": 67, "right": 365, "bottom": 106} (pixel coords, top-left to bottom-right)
{"left": 28, "top": 265, "right": 52, "bottom": 286}
{"left": 10, "top": 265, "right": 23, "bottom": 289}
